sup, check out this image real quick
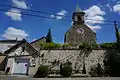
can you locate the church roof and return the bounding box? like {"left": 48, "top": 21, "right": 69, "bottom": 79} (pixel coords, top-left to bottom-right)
{"left": 76, "top": 4, "right": 83, "bottom": 12}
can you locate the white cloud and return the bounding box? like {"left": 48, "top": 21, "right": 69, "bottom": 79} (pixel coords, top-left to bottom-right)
{"left": 84, "top": 5, "right": 105, "bottom": 31}
{"left": 56, "top": 10, "right": 67, "bottom": 19}
{"left": 105, "top": 3, "right": 112, "bottom": 12}
{"left": 88, "top": 25, "right": 101, "bottom": 31}
{"left": 106, "top": 4, "right": 110, "bottom": 8}
{"left": 57, "top": 10, "right": 67, "bottom": 16}
{"left": 56, "top": 16, "right": 62, "bottom": 20}
{"left": 12, "top": 0, "right": 28, "bottom": 9}
{"left": 50, "top": 15, "right": 55, "bottom": 18}
{"left": 84, "top": 5, "right": 105, "bottom": 17}
{"left": 50, "top": 10, "right": 67, "bottom": 20}
{"left": 2, "top": 27, "right": 28, "bottom": 40}
{"left": 85, "top": 16, "right": 104, "bottom": 25}
{"left": 5, "top": 9, "right": 22, "bottom": 21}
{"left": 97, "top": 4, "right": 103, "bottom": 8}
{"left": 113, "top": 4, "right": 120, "bottom": 13}
{"left": 4, "top": 0, "right": 28, "bottom": 21}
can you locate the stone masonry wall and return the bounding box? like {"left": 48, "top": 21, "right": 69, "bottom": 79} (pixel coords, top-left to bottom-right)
{"left": 39, "top": 49, "right": 106, "bottom": 73}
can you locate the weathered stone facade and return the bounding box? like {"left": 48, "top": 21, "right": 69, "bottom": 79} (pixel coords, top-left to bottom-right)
{"left": 64, "top": 5, "right": 96, "bottom": 47}
{"left": 65, "top": 24, "right": 96, "bottom": 46}
{"left": 39, "top": 49, "right": 106, "bottom": 73}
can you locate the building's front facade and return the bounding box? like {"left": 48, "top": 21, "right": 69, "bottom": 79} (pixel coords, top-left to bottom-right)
{"left": 3, "top": 39, "right": 40, "bottom": 75}
{"left": 64, "top": 5, "right": 96, "bottom": 47}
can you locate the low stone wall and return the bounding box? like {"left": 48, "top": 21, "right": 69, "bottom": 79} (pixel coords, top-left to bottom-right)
{"left": 39, "top": 49, "right": 108, "bottom": 73}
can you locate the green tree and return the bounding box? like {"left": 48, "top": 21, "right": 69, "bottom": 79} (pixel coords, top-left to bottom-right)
{"left": 104, "top": 49, "right": 120, "bottom": 76}
{"left": 60, "top": 61, "right": 72, "bottom": 77}
{"left": 116, "top": 29, "right": 120, "bottom": 47}
{"left": 114, "top": 21, "right": 120, "bottom": 47}
{"left": 89, "top": 63, "right": 104, "bottom": 77}
{"left": 46, "top": 28, "right": 52, "bottom": 43}
{"left": 33, "top": 65, "right": 49, "bottom": 78}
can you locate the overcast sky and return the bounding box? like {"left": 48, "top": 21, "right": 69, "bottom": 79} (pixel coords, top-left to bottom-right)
{"left": 0, "top": 0, "right": 120, "bottom": 43}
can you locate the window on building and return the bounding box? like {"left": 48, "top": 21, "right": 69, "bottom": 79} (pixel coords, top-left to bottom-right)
{"left": 78, "top": 16, "right": 82, "bottom": 21}
{"left": 30, "top": 58, "right": 36, "bottom": 67}
{"left": 22, "top": 46, "right": 25, "bottom": 52}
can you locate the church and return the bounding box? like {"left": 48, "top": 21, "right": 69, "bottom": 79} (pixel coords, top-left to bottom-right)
{"left": 64, "top": 5, "right": 96, "bottom": 47}
{"left": 30, "top": 5, "right": 97, "bottom": 50}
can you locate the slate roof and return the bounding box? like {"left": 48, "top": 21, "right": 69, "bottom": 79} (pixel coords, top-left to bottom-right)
{"left": 4, "top": 39, "right": 40, "bottom": 57}
{"left": 30, "top": 36, "right": 46, "bottom": 44}
{"left": 0, "top": 40, "right": 20, "bottom": 53}
{"left": 0, "top": 40, "right": 20, "bottom": 43}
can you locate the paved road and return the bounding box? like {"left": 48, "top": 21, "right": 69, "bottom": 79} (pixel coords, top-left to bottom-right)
{"left": 0, "top": 76, "right": 120, "bottom": 80}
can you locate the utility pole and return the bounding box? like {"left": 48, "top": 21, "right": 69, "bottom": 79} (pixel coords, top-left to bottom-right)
{"left": 114, "top": 21, "right": 120, "bottom": 48}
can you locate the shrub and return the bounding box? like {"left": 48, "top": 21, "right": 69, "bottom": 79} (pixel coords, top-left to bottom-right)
{"left": 60, "top": 61, "right": 72, "bottom": 77}
{"left": 61, "top": 66, "right": 72, "bottom": 77}
{"left": 39, "top": 42, "right": 45, "bottom": 49}
{"left": 103, "top": 49, "right": 120, "bottom": 76}
{"left": 33, "top": 65, "right": 49, "bottom": 78}
{"left": 100, "top": 42, "right": 117, "bottom": 49}
{"left": 89, "top": 65, "right": 98, "bottom": 77}
{"left": 62, "top": 43, "right": 71, "bottom": 49}
{"left": 89, "top": 63, "right": 104, "bottom": 77}
{"left": 79, "top": 41, "right": 98, "bottom": 49}
{"left": 39, "top": 42, "right": 61, "bottom": 49}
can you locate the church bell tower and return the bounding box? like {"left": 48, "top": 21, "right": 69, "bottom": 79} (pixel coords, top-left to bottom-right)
{"left": 72, "top": 4, "right": 85, "bottom": 25}
{"left": 64, "top": 5, "right": 96, "bottom": 48}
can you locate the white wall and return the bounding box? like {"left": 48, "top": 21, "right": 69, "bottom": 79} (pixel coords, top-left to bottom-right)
{"left": 6, "top": 46, "right": 37, "bottom": 75}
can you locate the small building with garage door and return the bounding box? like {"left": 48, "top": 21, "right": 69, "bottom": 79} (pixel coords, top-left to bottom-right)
{"left": 4, "top": 39, "right": 40, "bottom": 75}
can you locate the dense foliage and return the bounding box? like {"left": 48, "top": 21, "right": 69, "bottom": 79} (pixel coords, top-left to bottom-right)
{"left": 33, "top": 65, "right": 49, "bottom": 78}
{"left": 89, "top": 63, "right": 104, "bottom": 77}
{"left": 60, "top": 61, "right": 72, "bottom": 77}
{"left": 79, "top": 41, "right": 98, "bottom": 49}
{"left": 39, "top": 42, "right": 119, "bottom": 49}
{"left": 104, "top": 49, "right": 120, "bottom": 76}
{"left": 39, "top": 42, "right": 61, "bottom": 49}
{"left": 114, "top": 23, "right": 120, "bottom": 47}
{"left": 99, "top": 42, "right": 117, "bottom": 49}
{"left": 62, "top": 43, "right": 71, "bottom": 49}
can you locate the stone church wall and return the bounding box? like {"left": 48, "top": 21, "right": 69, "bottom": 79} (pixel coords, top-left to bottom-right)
{"left": 39, "top": 49, "right": 107, "bottom": 73}
{"left": 64, "top": 24, "right": 96, "bottom": 47}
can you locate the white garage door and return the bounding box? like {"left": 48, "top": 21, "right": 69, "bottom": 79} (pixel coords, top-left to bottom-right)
{"left": 13, "top": 59, "right": 29, "bottom": 75}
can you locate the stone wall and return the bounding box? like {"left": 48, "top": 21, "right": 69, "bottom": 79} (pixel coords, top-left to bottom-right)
{"left": 39, "top": 49, "right": 107, "bottom": 73}
{"left": 64, "top": 24, "right": 96, "bottom": 47}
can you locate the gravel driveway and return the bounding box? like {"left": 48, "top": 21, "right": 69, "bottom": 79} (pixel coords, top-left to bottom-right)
{"left": 0, "top": 76, "right": 120, "bottom": 80}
